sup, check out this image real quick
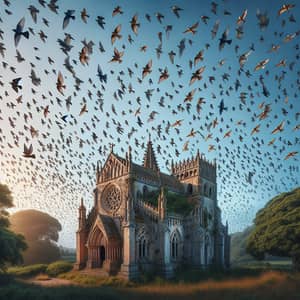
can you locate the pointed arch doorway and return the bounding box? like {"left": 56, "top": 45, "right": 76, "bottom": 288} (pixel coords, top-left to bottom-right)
{"left": 87, "top": 226, "right": 107, "bottom": 268}
{"left": 86, "top": 215, "right": 122, "bottom": 274}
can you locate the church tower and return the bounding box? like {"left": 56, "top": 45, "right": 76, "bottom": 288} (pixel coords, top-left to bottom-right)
{"left": 75, "top": 198, "right": 87, "bottom": 270}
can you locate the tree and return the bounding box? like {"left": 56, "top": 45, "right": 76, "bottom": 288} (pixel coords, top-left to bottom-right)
{"left": 10, "top": 209, "right": 62, "bottom": 265}
{"left": 246, "top": 187, "right": 300, "bottom": 270}
{"left": 0, "top": 184, "right": 27, "bottom": 271}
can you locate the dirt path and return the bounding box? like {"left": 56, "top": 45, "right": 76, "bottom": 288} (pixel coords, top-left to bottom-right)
{"left": 19, "top": 277, "right": 74, "bottom": 287}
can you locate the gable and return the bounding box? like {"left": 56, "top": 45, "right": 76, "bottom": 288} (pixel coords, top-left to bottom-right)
{"left": 99, "top": 152, "right": 128, "bottom": 182}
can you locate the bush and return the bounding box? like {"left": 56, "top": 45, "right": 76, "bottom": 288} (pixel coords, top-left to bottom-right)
{"left": 166, "top": 191, "right": 194, "bottom": 215}
{"left": 46, "top": 261, "right": 73, "bottom": 277}
{"left": 7, "top": 264, "right": 48, "bottom": 277}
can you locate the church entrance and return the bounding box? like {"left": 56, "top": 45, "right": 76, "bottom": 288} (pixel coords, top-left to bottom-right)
{"left": 99, "top": 245, "right": 106, "bottom": 266}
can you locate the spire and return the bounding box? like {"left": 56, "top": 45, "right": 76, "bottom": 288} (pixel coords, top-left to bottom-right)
{"left": 143, "top": 134, "right": 160, "bottom": 172}
{"left": 80, "top": 197, "right": 85, "bottom": 209}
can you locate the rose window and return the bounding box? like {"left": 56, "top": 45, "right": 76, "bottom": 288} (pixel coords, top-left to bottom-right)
{"left": 102, "top": 185, "right": 121, "bottom": 213}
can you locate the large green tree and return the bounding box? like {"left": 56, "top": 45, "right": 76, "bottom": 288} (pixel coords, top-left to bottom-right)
{"left": 10, "top": 209, "right": 62, "bottom": 265}
{"left": 0, "top": 184, "right": 27, "bottom": 271}
{"left": 246, "top": 187, "right": 300, "bottom": 270}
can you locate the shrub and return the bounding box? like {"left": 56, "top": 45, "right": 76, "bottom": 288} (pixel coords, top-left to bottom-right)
{"left": 46, "top": 261, "right": 73, "bottom": 277}
{"left": 166, "top": 191, "right": 194, "bottom": 215}
{"left": 7, "top": 264, "right": 48, "bottom": 277}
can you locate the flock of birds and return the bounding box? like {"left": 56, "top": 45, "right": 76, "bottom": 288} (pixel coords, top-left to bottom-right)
{"left": 0, "top": 0, "right": 299, "bottom": 246}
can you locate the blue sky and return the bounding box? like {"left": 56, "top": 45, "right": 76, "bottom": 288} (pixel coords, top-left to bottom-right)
{"left": 0, "top": 0, "right": 299, "bottom": 247}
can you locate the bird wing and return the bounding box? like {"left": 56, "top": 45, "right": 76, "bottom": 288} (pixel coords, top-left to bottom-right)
{"left": 63, "top": 16, "right": 70, "bottom": 30}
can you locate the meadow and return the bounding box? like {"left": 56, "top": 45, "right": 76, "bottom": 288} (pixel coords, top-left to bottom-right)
{"left": 1, "top": 262, "right": 300, "bottom": 300}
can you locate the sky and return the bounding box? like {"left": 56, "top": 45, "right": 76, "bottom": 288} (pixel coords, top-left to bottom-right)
{"left": 0, "top": 0, "right": 299, "bottom": 248}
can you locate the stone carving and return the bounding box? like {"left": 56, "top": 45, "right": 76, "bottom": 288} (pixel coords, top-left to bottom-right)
{"left": 102, "top": 184, "right": 121, "bottom": 213}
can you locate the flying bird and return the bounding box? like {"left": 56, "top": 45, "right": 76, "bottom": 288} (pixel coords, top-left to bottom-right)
{"left": 130, "top": 15, "right": 140, "bottom": 35}
{"left": 56, "top": 71, "right": 66, "bottom": 95}
{"left": 109, "top": 48, "right": 124, "bottom": 63}
{"left": 237, "top": 9, "right": 247, "bottom": 24}
{"left": 278, "top": 4, "right": 295, "bottom": 16}
{"left": 63, "top": 10, "right": 75, "bottom": 29}
{"left": 13, "top": 17, "right": 29, "bottom": 47}
{"left": 183, "top": 22, "right": 199, "bottom": 34}
{"left": 219, "top": 29, "right": 232, "bottom": 50}
{"left": 254, "top": 59, "right": 269, "bottom": 71}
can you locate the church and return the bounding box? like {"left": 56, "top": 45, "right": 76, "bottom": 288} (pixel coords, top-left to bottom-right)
{"left": 75, "top": 137, "right": 230, "bottom": 279}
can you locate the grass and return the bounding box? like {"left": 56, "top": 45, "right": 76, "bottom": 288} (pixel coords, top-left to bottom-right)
{"left": 3, "top": 261, "right": 300, "bottom": 300}
{"left": 59, "top": 271, "right": 132, "bottom": 287}
{"left": 7, "top": 261, "right": 73, "bottom": 278}
{"left": 46, "top": 261, "right": 73, "bottom": 277}
{"left": 7, "top": 264, "right": 48, "bottom": 278}
{"left": 1, "top": 270, "right": 300, "bottom": 300}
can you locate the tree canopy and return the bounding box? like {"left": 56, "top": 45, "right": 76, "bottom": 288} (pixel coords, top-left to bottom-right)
{"left": 10, "top": 209, "right": 62, "bottom": 265}
{"left": 0, "top": 183, "right": 27, "bottom": 271}
{"left": 246, "top": 187, "right": 300, "bottom": 270}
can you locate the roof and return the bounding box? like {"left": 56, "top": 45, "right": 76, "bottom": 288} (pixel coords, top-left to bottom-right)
{"left": 97, "top": 214, "right": 121, "bottom": 242}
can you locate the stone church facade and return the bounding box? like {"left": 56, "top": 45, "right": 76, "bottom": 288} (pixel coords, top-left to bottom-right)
{"left": 75, "top": 138, "right": 230, "bottom": 279}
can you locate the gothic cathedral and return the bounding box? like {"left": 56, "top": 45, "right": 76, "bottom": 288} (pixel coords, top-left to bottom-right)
{"left": 75, "top": 138, "right": 230, "bottom": 279}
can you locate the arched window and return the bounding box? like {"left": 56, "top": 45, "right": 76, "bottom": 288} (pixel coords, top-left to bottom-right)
{"left": 209, "top": 187, "right": 212, "bottom": 197}
{"left": 138, "top": 235, "right": 149, "bottom": 258}
{"left": 171, "top": 231, "right": 180, "bottom": 260}
{"left": 187, "top": 183, "right": 193, "bottom": 195}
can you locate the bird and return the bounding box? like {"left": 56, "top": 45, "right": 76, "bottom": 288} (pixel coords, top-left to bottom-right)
{"left": 81, "top": 8, "right": 89, "bottom": 23}
{"left": 158, "top": 68, "right": 169, "bottom": 83}
{"left": 28, "top": 5, "right": 39, "bottom": 23}
{"left": 56, "top": 71, "right": 66, "bottom": 95}
{"left": 112, "top": 6, "right": 123, "bottom": 17}
{"left": 97, "top": 65, "right": 107, "bottom": 83}
{"left": 130, "top": 14, "right": 140, "bottom": 35}
{"left": 278, "top": 4, "right": 295, "bottom": 16}
{"left": 142, "top": 60, "right": 152, "bottom": 79}
{"left": 79, "top": 104, "right": 88, "bottom": 116}
{"left": 284, "top": 151, "right": 298, "bottom": 160}
{"left": 218, "top": 99, "right": 228, "bottom": 115}
{"left": 109, "top": 48, "right": 124, "bottom": 63}
{"left": 271, "top": 121, "right": 285, "bottom": 134}
{"left": 251, "top": 124, "right": 260, "bottom": 135}
{"left": 63, "top": 10, "right": 75, "bottom": 29}
{"left": 189, "top": 66, "right": 205, "bottom": 85}
{"left": 194, "top": 50, "right": 204, "bottom": 66}
{"left": 13, "top": 17, "right": 29, "bottom": 47}
{"left": 171, "top": 5, "right": 183, "bottom": 18}
{"left": 79, "top": 46, "right": 89, "bottom": 65}
{"left": 254, "top": 59, "right": 269, "bottom": 71}
{"left": 10, "top": 78, "right": 22, "bottom": 92}
{"left": 29, "top": 69, "right": 41, "bottom": 86}
{"left": 239, "top": 50, "right": 252, "bottom": 68}
{"left": 237, "top": 9, "right": 247, "bottom": 25}
{"left": 111, "top": 24, "right": 122, "bottom": 44}
{"left": 219, "top": 29, "right": 232, "bottom": 50}
{"left": 183, "top": 22, "right": 199, "bottom": 34}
